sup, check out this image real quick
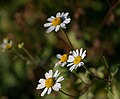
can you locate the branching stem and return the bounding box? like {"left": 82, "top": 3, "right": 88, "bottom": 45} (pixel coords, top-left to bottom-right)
{"left": 60, "top": 89, "right": 76, "bottom": 98}
{"left": 61, "top": 29, "right": 74, "bottom": 50}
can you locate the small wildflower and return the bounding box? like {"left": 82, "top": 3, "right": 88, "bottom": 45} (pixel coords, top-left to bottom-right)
{"left": 0, "top": 38, "right": 13, "bottom": 52}
{"left": 36, "top": 70, "right": 64, "bottom": 97}
{"left": 44, "top": 12, "right": 71, "bottom": 33}
{"left": 55, "top": 54, "right": 68, "bottom": 67}
{"left": 18, "top": 42, "right": 24, "bottom": 49}
{"left": 67, "top": 48, "right": 86, "bottom": 72}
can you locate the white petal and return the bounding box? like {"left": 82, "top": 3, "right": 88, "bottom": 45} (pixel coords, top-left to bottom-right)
{"left": 75, "top": 65, "right": 78, "bottom": 69}
{"left": 52, "top": 83, "right": 61, "bottom": 91}
{"left": 55, "top": 25, "right": 60, "bottom": 32}
{"left": 73, "top": 51, "right": 77, "bottom": 57}
{"left": 49, "top": 70, "right": 53, "bottom": 77}
{"left": 38, "top": 79, "right": 45, "bottom": 83}
{"left": 10, "top": 41, "right": 13, "bottom": 45}
{"left": 80, "top": 48, "right": 83, "bottom": 56}
{"left": 78, "top": 62, "right": 84, "bottom": 67}
{"left": 3, "top": 39, "right": 7, "bottom": 43}
{"left": 41, "top": 88, "right": 48, "bottom": 97}
{"left": 47, "top": 18, "right": 53, "bottom": 22}
{"left": 69, "top": 67, "right": 74, "bottom": 72}
{"left": 55, "top": 61, "right": 61, "bottom": 67}
{"left": 36, "top": 83, "right": 45, "bottom": 89}
{"left": 56, "top": 76, "right": 64, "bottom": 82}
{"left": 51, "top": 16, "right": 55, "bottom": 19}
{"left": 67, "top": 63, "right": 74, "bottom": 67}
{"left": 81, "top": 50, "right": 86, "bottom": 59}
{"left": 61, "top": 62, "right": 66, "bottom": 67}
{"left": 47, "top": 88, "right": 52, "bottom": 95}
{"left": 64, "top": 12, "right": 69, "bottom": 17}
{"left": 56, "top": 12, "right": 60, "bottom": 17}
{"left": 69, "top": 51, "right": 72, "bottom": 54}
{"left": 67, "top": 18, "right": 71, "bottom": 21}
{"left": 56, "top": 83, "right": 61, "bottom": 88}
{"left": 63, "top": 19, "right": 70, "bottom": 24}
{"left": 56, "top": 54, "right": 61, "bottom": 59}
{"left": 44, "top": 23, "right": 52, "bottom": 27}
{"left": 67, "top": 55, "right": 74, "bottom": 62}
{"left": 69, "top": 65, "right": 76, "bottom": 72}
{"left": 46, "top": 26, "right": 55, "bottom": 33}
{"left": 62, "top": 26, "right": 66, "bottom": 29}
{"left": 52, "top": 86, "right": 59, "bottom": 91}
{"left": 55, "top": 83, "right": 61, "bottom": 88}
{"left": 45, "top": 72, "right": 51, "bottom": 79}
{"left": 61, "top": 12, "right": 64, "bottom": 16}
{"left": 53, "top": 70, "right": 60, "bottom": 78}
{"left": 76, "top": 49, "right": 79, "bottom": 56}
{"left": 60, "top": 23, "right": 65, "bottom": 28}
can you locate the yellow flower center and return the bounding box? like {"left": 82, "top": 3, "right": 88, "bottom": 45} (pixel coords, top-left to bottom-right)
{"left": 60, "top": 54, "right": 67, "bottom": 62}
{"left": 74, "top": 56, "right": 82, "bottom": 65}
{"left": 52, "top": 18, "right": 61, "bottom": 26}
{"left": 45, "top": 78, "right": 54, "bottom": 88}
{"left": 5, "top": 44, "right": 12, "bottom": 49}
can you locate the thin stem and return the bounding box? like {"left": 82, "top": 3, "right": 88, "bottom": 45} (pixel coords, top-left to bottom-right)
{"left": 22, "top": 47, "right": 36, "bottom": 64}
{"left": 72, "top": 70, "right": 84, "bottom": 83}
{"left": 60, "top": 89, "right": 76, "bottom": 98}
{"left": 12, "top": 48, "right": 28, "bottom": 61}
{"left": 103, "top": 56, "right": 112, "bottom": 80}
{"left": 61, "top": 29, "right": 74, "bottom": 50}
{"left": 103, "top": 56, "right": 109, "bottom": 68}
{"left": 83, "top": 65, "right": 110, "bottom": 82}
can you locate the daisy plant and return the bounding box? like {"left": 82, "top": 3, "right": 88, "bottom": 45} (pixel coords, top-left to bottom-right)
{"left": 39, "top": 11, "right": 113, "bottom": 98}
{"left": 44, "top": 12, "right": 71, "bottom": 33}
{"left": 0, "top": 37, "right": 13, "bottom": 52}
{"left": 36, "top": 70, "right": 64, "bottom": 97}
{"left": 55, "top": 54, "right": 68, "bottom": 67}
{"left": 67, "top": 48, "right": 86, "bottom": 72}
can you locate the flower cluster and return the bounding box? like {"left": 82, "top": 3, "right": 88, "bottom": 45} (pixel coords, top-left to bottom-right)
{"left": 36, "top": 12, "right": 87, "bottom": 97}
{"left": 0, "top": 9, "right": 115, "bottom": 98}
{"left": 55, "top": 48, "right": 86, "bottom": 72}
{"left": 0, "top": 3, "right": 117, "bottom": 99}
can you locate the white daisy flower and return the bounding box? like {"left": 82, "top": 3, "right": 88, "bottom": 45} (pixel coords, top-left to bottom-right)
{"left": 44, "top": 12, "right": 71, "bottom": 33}
{"left": 55, "top": 54, "right": 68, "bottom": 67}
{"left": 67, "top": 48, "right": 86, "bottom": 72}
{"left": 0, "top": 38, "right": 13, "bottom": 52}
{"left": 36, "top": 70, "right": 64, "bottom": 97}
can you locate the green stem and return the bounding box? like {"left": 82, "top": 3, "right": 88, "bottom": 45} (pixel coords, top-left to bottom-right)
{"left": 103, "top": 56, "right": 109, "bottom": 68}
{"left": 83, "top": 65, "right": 110, "bottom": 82}
{"left": 72, "top": 70, "right": 84, "bottom": 83}
{"left": 61, "top": 29, "right": 74, "bottom": 50}
{"left": 60, "top": 89, "right": 76, "bottom": 98}
{"left": 22, "top": 47, "right": 36, "bottom": 64}
{"left": 103, "top": 56, "right": 112, "bottom": 80}
{"left": 12, "top": 48, "right": 28, "bottom": 61}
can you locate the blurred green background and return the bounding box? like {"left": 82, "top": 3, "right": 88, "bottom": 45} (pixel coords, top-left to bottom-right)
{"left": 0, "top": 0, "right": 120, "bottom": 99}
